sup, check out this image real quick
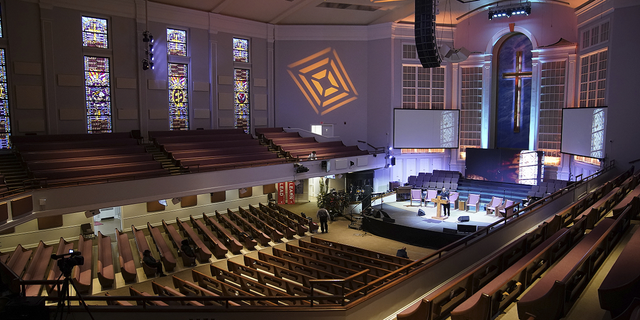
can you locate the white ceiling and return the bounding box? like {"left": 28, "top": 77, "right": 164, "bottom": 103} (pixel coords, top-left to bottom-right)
{"left": 148, "top": 0, "right": 591, "bottom": 26}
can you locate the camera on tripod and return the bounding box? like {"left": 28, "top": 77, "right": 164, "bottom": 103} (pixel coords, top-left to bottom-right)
{"left": 51, "top": 250, "right": 84, "bottom": 277}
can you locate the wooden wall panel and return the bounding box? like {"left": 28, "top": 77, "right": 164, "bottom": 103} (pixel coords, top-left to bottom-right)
{"left": 211, "top": 191, "right": 226, "bottom": 203}
{"left": 181, "top": 195, "right": 197, "bottom": 208}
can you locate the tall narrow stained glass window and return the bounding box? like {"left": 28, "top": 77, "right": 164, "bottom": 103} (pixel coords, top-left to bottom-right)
{"left": 82, "top": 17, "right": 108, "bottom": 48}
{"left": 0, "top": 49, "right": 11, "bottom": 148}
{"left": 167, "top": 29, "right": 187, "bottom": 56}
{"left": 168, "top": 63, "right": 189, "bottom": 130}
{"left": 84, "top": 56, "right": 112, "bottom": 133}
{"left": 590, "top": 108, "right": 605, "bottom": 159}
{"left": 233, "top": 38, "right": 249, "bottom": 63}
{"left": 234, "top": 69, "right": 250, "bottom": 133}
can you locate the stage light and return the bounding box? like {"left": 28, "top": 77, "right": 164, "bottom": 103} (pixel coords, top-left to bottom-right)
{"left": 142, "top": 59, "right": 150, "bottom": 70}
{"left": 488, "top": 2, "right": 531, "bottom": 20}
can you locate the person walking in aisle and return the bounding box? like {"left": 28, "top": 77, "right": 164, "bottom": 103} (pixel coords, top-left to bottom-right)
{"left": 317, "top": 207, "right": 329, "bottom": 233}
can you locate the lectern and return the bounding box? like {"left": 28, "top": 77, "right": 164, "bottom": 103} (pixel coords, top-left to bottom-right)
{"left": 431, "top": 195, "right": 449, "bottom": 220}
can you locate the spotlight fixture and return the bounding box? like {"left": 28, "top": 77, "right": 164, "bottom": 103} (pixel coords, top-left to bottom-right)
{"left": 488, "top": 2, "right": 531, "bottom": 20}
{"left": 141, "top": 30, "right": 155, "bottom": 71}
{"left": 293, "top": 163, "right": 309, "bottom": 173}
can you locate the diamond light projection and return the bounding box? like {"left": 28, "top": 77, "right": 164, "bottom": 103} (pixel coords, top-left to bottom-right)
{"left": 287, "top": 48, "right": 358, "bottom": 115}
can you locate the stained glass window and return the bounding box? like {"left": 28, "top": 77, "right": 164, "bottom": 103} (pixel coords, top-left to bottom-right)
{"left": 82, "top": 17, "right": 108, "bottom": 48}
{"left": 168, "top": 63, "right": 189, "bottom": 130}
{"left": 590, "top": 108, "right": 605, "bottom": 159}
{"left": 234, "top": 68, "right": 250, "bottom": 133}
{"left": 167, "top": 29, "right": 187, "bottom": 56}
{"left": 0, "top": 49, "right": 11, "bottom": 148}
{"left": 84, "top": 56, "right": 112, "bottom": 133}
{"left": 233, "top": 38, "right": 249, "bottom": 63}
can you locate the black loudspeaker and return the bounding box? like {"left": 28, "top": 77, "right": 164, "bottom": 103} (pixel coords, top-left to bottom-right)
{"left": 417, "top": 209, "right": 426, "bottom": 216}
{"left": 321, "top": 160, "right": 330, "bottom": 172}
{"left": 458, "top": 215, "right": 470, "bottom": 222}
{"left": 415, "top": 0, "right": 441, "bottom": 68}
{"left": 391, "top": 157, "right": 396, "bottom": 166}
{"left": 457, "top": 224, "right": 477, "bottom": 233}
{"left": 443, "top": 227, "right": 458, "bottom": 234}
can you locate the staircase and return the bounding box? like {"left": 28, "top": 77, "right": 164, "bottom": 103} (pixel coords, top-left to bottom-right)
{"left": 144, "top": 144, "right": 187, "bottom": 175}
{"left": 0, "top": 152, "right": 30, "bottom": 191}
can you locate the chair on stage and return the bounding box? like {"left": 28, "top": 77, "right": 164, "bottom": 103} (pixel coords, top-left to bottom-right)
{"left": 498, "top": 199, "right": 518, "bottom": 218}
{"left": 425, "top": 189, "right": 438, "bottom": 207}
{"left": 449, "top": 191, "right": 459, "bottom": 209}
{"left": 410, "top": 189, "right": 422, "bottom": 206}
{"left": 466, "top": 194, "right": 481, "bottom": 212}
{"left": 486, "top": 196, "right": 503, "bottom": 215}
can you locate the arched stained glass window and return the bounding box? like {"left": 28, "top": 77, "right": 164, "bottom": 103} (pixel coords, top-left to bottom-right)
{"left": 0, "top": 49, "right": 11, "bottom": 148}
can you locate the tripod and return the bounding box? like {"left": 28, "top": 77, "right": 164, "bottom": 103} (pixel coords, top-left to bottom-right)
{"left": 53, "top": 267, "right": 94, "bottom": 320}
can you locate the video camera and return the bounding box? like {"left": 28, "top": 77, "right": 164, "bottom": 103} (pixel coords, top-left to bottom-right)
{"left": 51, "top": 250, "right": 84, "bottom": 277}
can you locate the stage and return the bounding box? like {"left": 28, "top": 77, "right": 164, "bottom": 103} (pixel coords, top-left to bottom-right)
{"left": 356, "top": 194, "right": 503, "bottom": 249}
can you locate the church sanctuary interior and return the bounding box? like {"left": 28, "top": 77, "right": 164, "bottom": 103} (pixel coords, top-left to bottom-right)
{"left": 1, "top": 0, "right": 640, "bottom": 320}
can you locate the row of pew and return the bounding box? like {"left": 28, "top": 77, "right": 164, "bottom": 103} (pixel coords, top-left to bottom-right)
{"left": 398, "top": 168, "right": 639, "bottom": 320}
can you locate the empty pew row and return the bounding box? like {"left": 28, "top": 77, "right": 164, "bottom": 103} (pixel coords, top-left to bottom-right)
{"left": 162, "top": 219, "right": 196, "bottom": 266}
{"left": 128, "top": 286, "right": 169, "bottom": 306}
{"left": 298, "top": 239, "right": 404, "bottom": 271}
{"left": 214, "top": 210, "right": 258, "bottom": 250}
{"left": 151, "top": 281, "right": 205, "bottom": 306}
{"left": 46, "top": 237, "right": 74, "bottom": 297}
{"left": 612, "top": 182, "right": 640, "bottom": 218}
{"left": 202, "top": 212, "right": 243, "bottom": 254}
{"left": 599, "top": 224, "right": 640, "bottom": 318}
{"left": 209, "top": 264, "right": 310, "bottom": 306}
{"left": 14, "top": 136, "right": 138, "bottom": 152}
{"left": 168, "top": 144, "right": 267, "bottom": 161}
{"left": 116, "top": 228, "right": 137, "bottom": 283}
{"left": 273, "top": 204, "right": 319, "bottom": 233}
{"left": 22, "top": 240, "right": 54, "bottom": 296}
{"left": 239, "top": 206, "right": 284, "bottom": 241}
{"left": 228, "top": 259, "right": 343, "bottom": 302}
{"left": 257, "top": 251, "right": 365, "bottom": 284}
{"left": 159, "top": 138, "right": 256, "bottom": 153}
{"left": 147, "top": 222, "right": 177, "bottom": 272}
{"left": 26, "top": 153, "right": 155, "bottom": 171}
{"left": 285, "top": 243, "right": 391, "bottom": 277}
{"left": 259, "top": 203, "right": 309, "bottom": 236}
{"left": 249, "top": 205, "right": 296, "bottom": 239}
{"left": 32, "top": 161, "right": 167, "bottom": 182}
{"left": 397, "top": 223, "right": 563, "bottom": 320}
{"left": 309, "top": 236, "right": 413, "bottom": 265}
{"left": 227, "top": 208, "right": 271, "bottom": 246}
{"left": 449, "top": 228, "right": 573, "bottom": 320}
{"left": 97, "top": 231, "right": 115, "bottom": 287}
{"left": 181, "top": 153, "right": 287, "bottom": 173}
{"left": 172, "top": 275, "right": 240, "bottom": 306}
{"left": 72, "top": 234, "right": 93, "bottom": 293}
{"left": 11, "top": 132, "right": 132, "bottom": 144}
{"left": 5, "top": 244, "right": 33, "bottom": 278}
{"left": 189, "top": 215, "right": 228, "bottom": 259}
{"left": 192, "top": 269, "right": 278, "bottom": 306}
{"left": 574, "top": 186, "right": 623, "bottom": 229}
{"left": 149, "top": 128, "right": 246, "bottom": 140}
{"left": 19, "top": 145, "right": 148, "bottom": 162}
{"left": 272, "top": 247, "right": 380, "bottom": 280}
{"left": 175, "top": 217, "right": 212, "bottom": 263}
{"left": 517, "top": 204, "right": 634, "bottom": 320}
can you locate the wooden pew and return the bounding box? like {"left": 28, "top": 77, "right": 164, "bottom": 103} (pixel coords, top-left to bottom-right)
{"left": 612, "top": 183, "right": 640, "bottom": 219}
{"left": 574, "top": 186, "right": 622, "bottom": 229}
{"left": 271, "top": 247, "right": 376, "bottom": 280}
{"left": 5, "top": 244, "right": 33, "bottom": 277}
{"left": 15, "top": 138, "right": 138, "bottom": 152}
{"left": 274, "top": 204, "right": 318, "bottom": 233}
{"left": 132, "top": 225, "right": 158, "bottom": 277}
{"left": 215, "top": 210, "right": 257, "bottom": 250}
{"left": 251, "top": 253, "right": 343, "bottom": 284}
{"left": 397, "top": 228, "right": 546, "bottom": 320}
{"left": 128, "top": 286, "right": 168, "bottom": 306}
{"left": 191, "top": 269, "right": 278, "bottom": 306}
{"left": 32, "top": 161, "right": 165, "bottom": 181}
{"left": 298, "top": 239, "right": 403, "bottom": 271}
{"left": 162, "top": 219, "right": 196, "bottom": 266}
{"left": 97, "top": 231, "right": 115, "bottom": 287}
{"left": 449, "top": 228, "right": 572, "bottom": 320}
{"left": 239, "top": 206, "right": 284, "bottom": 242}
{"left": 46, "top": 237, "right": 75, "bottom": 296}
{"left": 249, "top": 205, "right": 295, "bottom": 239}
{"left": 20, "top": 145, "right": 147, "bottom": 162}
{"left": 147, "top": 222, "right": 176, "bottom": 272}
{"left": 0, "top": 251, "right": 9, "bottom": 264}
{"left": 105, "top": 292, "right": 134, "bottom": 306}
{"left": 259, "top": 203, "right": 308, "bottom": 236}
{"left": 210, "top": 264, "right": 308, "bottom": 305}
{"left": 202, "top": 212, "right": 243, "bottom": 254}
{"left": 116, "top": 228, "right": 137, "bottom": 283}
{"left": 599, "top": 225, "right": 640, "bottom": 317}
{"left": 310, "top": 236, "right": 413, "bottom": 265}
{"left": 149, "top": 128, "right": 245, "bottom": 139}
{"left": 11, "top": 132, "right": 132, "bottom": 144}
{"left": 26, "top": 153, "right": 155, "bottom": 171}
{"left": 169, "top": 144, "right": 268, "bottom": 161}
{"left": 285, "top": 243, "right": 389, "bottom": 277}
{"left": 189, "top": 215, "right": 228, "bottom": 259}
{"left": 227, "top": 208, "right": 271, "bottom": 246}
{"left": 172, "top": 275, "right": 240, "bottom": 306}
{"left": 73, "top": 235, "right": 93, "bottom": 293}
{"left": 23, "top": 240, "right": 54, "bottom": 296}
{"left": 160, "top": 138, "right": 256, "bottom": 153}
{"left": 175, "top": 217, "right": 212, "bottom": 263}
{"left": 151, "top": 281, "right": 205, "bottom": 306}
{"left": 517, "top": 207, "right": 632, "bottom": 320}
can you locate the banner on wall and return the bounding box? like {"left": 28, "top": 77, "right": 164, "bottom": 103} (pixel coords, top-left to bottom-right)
{"left": 277, "top": 182, "right": 286, "bottom": 205}
{"left": 287, "top": 181, "right": 296, "bottom": 204}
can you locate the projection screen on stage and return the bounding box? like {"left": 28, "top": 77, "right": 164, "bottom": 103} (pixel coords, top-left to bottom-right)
{"left": 561, "top": 107, "right": 607, "bottom": 159}
{"left": 393, "top": 109, "right": 460, "bottom": 149}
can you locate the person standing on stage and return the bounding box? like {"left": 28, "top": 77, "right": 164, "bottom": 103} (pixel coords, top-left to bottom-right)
{"left": 317, "top": 207, "right": 329, "bottom": 233}
{"left": 439, "top": 187, "right": 450, "bottom": 217}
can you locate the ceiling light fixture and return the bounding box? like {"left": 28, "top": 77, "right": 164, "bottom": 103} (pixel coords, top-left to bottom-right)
{"left": 488, "top": 2, "right": 531, "bottom": 20}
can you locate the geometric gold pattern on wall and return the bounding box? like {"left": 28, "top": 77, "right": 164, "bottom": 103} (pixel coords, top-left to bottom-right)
{"left": 287, "top": 47, "right": 358, "bottom": 116}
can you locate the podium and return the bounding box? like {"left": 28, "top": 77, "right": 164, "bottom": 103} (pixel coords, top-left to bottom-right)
{"left": 431, "top": 195, "right": 449, "bottom": 220}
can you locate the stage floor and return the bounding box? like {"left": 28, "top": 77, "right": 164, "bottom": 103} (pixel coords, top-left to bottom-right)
{"left": 367, "top": 195, "right": 502, "bottom": 233}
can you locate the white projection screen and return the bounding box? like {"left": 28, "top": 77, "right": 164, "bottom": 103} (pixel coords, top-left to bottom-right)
{"left": 561, "top": 107, "right": 608, "bottom": 159}
{"left": 393, "top": 109, "right": 460, "bottom": 149}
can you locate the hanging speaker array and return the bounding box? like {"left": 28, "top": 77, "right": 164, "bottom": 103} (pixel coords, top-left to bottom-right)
{"left": 415, "top": 0, "right": 441, "bottom": 68}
